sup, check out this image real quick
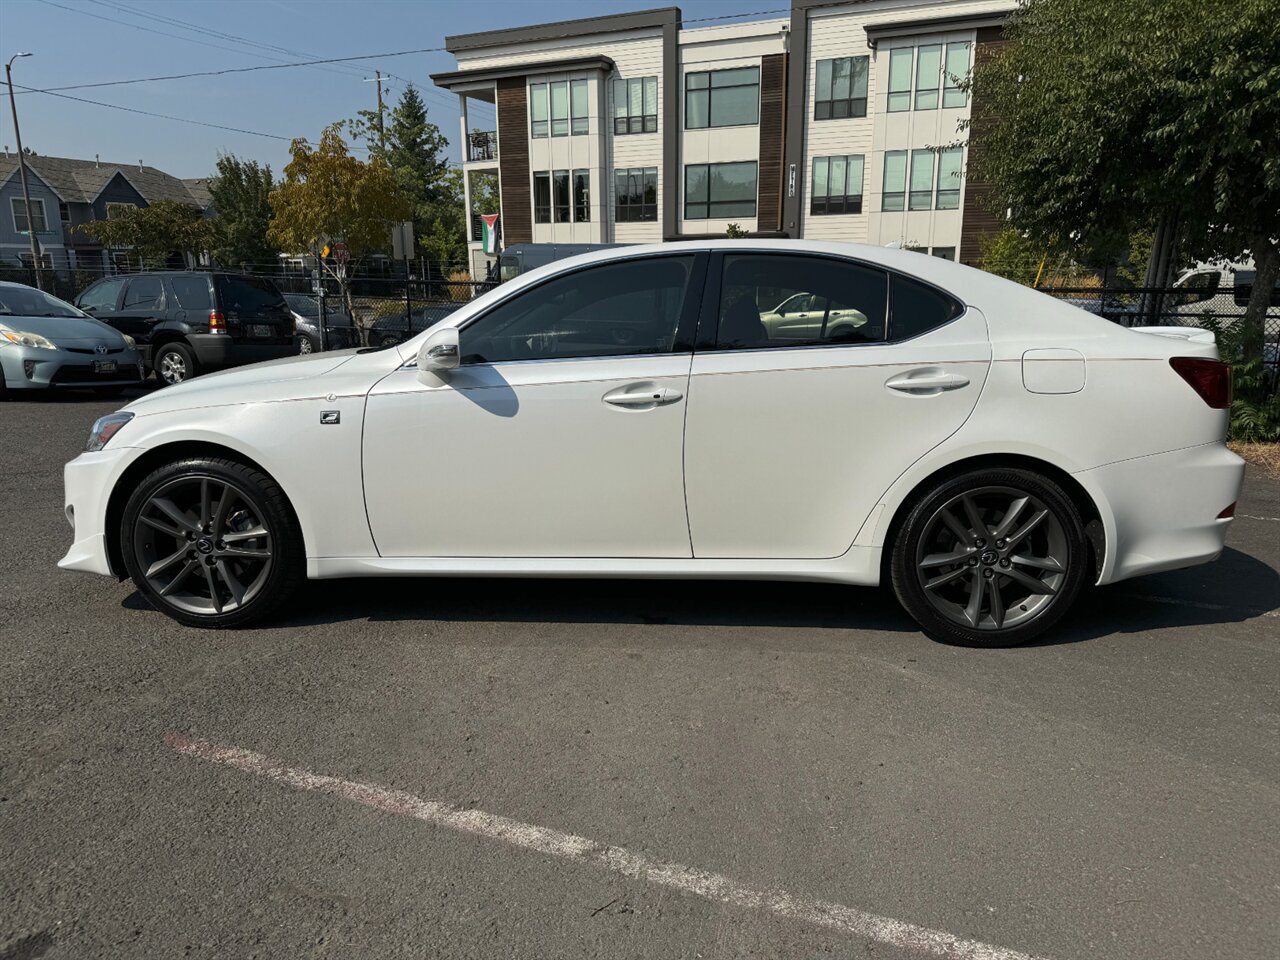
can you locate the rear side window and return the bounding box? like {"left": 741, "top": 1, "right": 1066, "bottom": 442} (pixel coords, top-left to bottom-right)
{"left": 169, "top": 275, "right": 212, "bottom": 310}
{"left": 715, "top": 254, "right": 888, "bottom": 350}
{"left": 122, "top": 276, "right": 165, "bottom": 311}
{"left": 78, "top": 277, "right": 125, "bottom": 314}
{"left": 888, "top": 274, "right": 964, "bottom": 341}
{"left": 217, "top": 275, "right": 286, "bottom": 314}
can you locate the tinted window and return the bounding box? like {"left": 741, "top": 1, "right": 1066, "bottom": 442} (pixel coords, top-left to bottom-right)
{"left": 460, "top": 256, "right": 693, "bottom": 364}
{"left": 169, "top": 275, "right": 213, "bottom": 310}
{"left": 888, "top": 274, "right": 964, "bottom": 340}
{"left": 217, "top": 275, "right": 285, "bottom": 315}
{"left": 77, "top": 277, "right": 125, "bottom": 315}
{"left": 122, "top": 276, "right": 164, "bottom": 311}
{"left": 284, "top": 294, "right": 319, "bottom": 317}
{"left": 716, "top": 255, "right": 887, "bottom": 350}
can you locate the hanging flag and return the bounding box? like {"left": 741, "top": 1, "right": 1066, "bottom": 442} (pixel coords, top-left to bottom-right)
{"left": 481, "top": 214, "right": 501, "bottom": 255}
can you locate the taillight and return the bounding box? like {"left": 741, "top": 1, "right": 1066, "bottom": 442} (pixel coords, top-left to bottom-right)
{"left": 209, "top": 310, "right": 227, "bottom": 334}
{"left": 1169, "top": 357, "right": 1231, "bottom": 409}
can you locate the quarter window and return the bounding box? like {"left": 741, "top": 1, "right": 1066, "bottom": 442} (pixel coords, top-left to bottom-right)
{"left": 909, "top": 150, "right": 935, "bottom": 210}
{"left": 615, "top": 167, "right": 658, "bottom": 222}
{"left": 11, "top": 197, "right": 48, "bottom": 233}
{"left": 685, "top": 67, "right": 759, "bottom": 129}
{"left": 613, "top": 77, "right": 658, "bottom": 134}
{"left": 882, "top": 151, "right": 907, "bottom": 211}
{"left": 715, "top": 254, "right": 888, "bottom": 350}
{"left": 810, "top": 155, "right": 865, "bottom": 215}
{"left": 814, "top": 56, "right": 869, "bottom": 120}
{"left": 943, "top": 42, "right": 971, "bottom": 108}
{"left": 889, "top": 273, "right": 965, "bottom": 340}
{"left": 887, "top": 48, "right": 913, "bottom": 112}
{"left": 684, "top": 162, "right": 757, "bottom": 220}
{"left": 460, "top": 256, "right": 694, "bottom": 364}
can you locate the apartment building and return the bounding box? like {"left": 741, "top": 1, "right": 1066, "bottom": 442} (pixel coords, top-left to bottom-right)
{"left": 432, "top": 0, "right": 1015, "bottom": 279}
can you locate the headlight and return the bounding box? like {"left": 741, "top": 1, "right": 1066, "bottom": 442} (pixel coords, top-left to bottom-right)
{"left": 0, "top": 329, "right": 57, "bottom": 349}
{"left": 85, "top": 411, "right": 134, "bottom": 452}
{"left": 122, "top": 334, "right": 137, "bottom": 349}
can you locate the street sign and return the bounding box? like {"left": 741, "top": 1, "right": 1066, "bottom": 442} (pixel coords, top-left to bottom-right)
{"left": 332, "top": 242, "right": 350, "bottom": 263}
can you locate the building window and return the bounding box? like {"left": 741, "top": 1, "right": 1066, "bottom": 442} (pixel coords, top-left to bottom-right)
{"left": 810, "top": 155, "right": 865, "bottom": 215}
{"left": 533, "top": 171, "right": 551, "bottom": 223}
{"left": 550, "top": 81, "right": 569, "bottom": 137}
{"left": 530, "top": 82, "right": 548, "bottom": 138}
{"left": 684, "top": 161, "right": 757, "bottom": 220}
{"left": 105, "top": 202, "right": 136, "bottom": 219}
{"left": 571, "top": 80, "right": 589, "bottom": 135}
{"left": 613, "top": 77, "right": 658, "bottom": 134}
{"left": 909, "top": 150, "right": 935, "bottom": 210}
{"left": 553, "top": 170, "right": 571, "bottom": 222}
{"left": 573, "top": 169, "right": 590, "bottom": 222}
{"left": 936, "top": 147, "right": 963, "bottom": 209}
{"left": 943, "top": 42, "right": 971, "bottom": 108}
{"left": 58, "top": 202, "right": 70, "bottom": 224}
{"left": 615, "top": 167, "right": 657, "bottom": 222}
{"left": 882, "top": 151, "right": 907, "bottom": 211}
{"left": 11, "top": 197, "right": 48, "bottom": 233}
{"left": 914, "top": 44, "right": 942, "bottom": 110}
{"left": 685, "top": 67, "right": 759, "bottom": 129}
{"left": 887, "top": 48, "right": 913, "bottom": 112}
{"left": 814, "top": 56, "right": 869, "bottom": 120}
{"left": 931, "top": 247, "right": 956, "bottom": 261}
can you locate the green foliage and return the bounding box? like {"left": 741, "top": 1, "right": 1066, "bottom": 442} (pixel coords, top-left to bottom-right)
{"left": 75, "top": 200, "right": 216, "bottom": 267}
{"left": 978, "top": 228, "right": 1043, "bottom": 285}
{"left": 207, "top": 155, "right": 278, "bottom": 270}
{"left": 1204, "top": 318, "right": 1280, "bottom": 442}
{"left": 967, "top": 0, "right": 1280, "bottom": 347}
{"left": 418, "top": 168, "right": 467, "bottom": 270}
{"left": 725, "top": 223, "right": 748, "bottom": 238}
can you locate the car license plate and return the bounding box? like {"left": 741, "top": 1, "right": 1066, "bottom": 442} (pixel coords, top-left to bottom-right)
{"left": 248, "top": 324, "right": 274, "bottom": 338}
{"left": 94, "top": 360, "right": 117, "bottom": 374}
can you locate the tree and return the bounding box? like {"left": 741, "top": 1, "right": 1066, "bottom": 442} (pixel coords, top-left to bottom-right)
{"left": 267, "top": 124, "right": 408, "bottom": 306}
{"left": 76, "top": 200, "right": 215, "bottom": 268}
{"left": 966, "top": 0, "right": 1280, "bottom": 354}
{"left": 417, "top": 167, "right": 468, "bottom": 271}
{"left": 207, "top": 154, "right": 278, "bottom": 270}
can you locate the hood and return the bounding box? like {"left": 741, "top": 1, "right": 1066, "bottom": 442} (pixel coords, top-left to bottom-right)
{"left": 0, "top": 315, "right": 127, "bottom": 344}
{"left": 124, "top": 348, "right": 365, "bottom": 415}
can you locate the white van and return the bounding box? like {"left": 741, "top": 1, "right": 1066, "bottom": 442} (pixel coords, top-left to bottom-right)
{"left": 1168, "top": 258, "right": 1280, "bottom": 322}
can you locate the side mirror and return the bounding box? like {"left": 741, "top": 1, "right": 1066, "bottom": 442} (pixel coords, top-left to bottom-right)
{"left": 415, "top": 325, "right": 460, "bottom": 379}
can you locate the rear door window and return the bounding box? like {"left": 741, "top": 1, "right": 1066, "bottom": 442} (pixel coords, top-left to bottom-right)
{"left": 216, "top": 275, "right": 287, "bottom": 316}
{"left": 168, "top": 275, "right": 213, "bottom": 311}
{"left": 121, "top": 276, "right": 165, "bottom": 312}
{"left": 888, "top": 274, "right": 965, "bottom": 341}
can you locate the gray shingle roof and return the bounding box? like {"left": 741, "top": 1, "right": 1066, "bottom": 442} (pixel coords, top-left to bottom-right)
{"left": 0, "top": 153, "right": 209, "bottom": 206}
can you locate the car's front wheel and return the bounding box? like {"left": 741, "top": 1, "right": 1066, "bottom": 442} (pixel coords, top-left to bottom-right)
{"left": 890, "top": 468, "right": 1088, "bottom": 647}
{"left": 120, "top": 457, "right": 304, "bottom": 628}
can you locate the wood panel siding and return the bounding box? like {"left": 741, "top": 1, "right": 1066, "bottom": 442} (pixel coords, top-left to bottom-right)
{"left": 959, "top": 26, "right": 1010, "bottom": 266}
{"left": 757, "top": 53, "right": 787, "bottom": 234}
{"left": 496, "top": 77, "right": 532, "bottom": 246}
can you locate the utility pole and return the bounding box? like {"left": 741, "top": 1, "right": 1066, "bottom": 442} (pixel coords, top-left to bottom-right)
{"left": 364, "top": 71, "right": 386, "bottom": 152}
{"left": 5, "top": 52, "right": 42, "bottom": 291}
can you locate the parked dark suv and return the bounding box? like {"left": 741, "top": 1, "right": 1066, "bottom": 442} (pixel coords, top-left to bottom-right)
{"left": 75, "top": 272, "right": 295, "bottom": 385}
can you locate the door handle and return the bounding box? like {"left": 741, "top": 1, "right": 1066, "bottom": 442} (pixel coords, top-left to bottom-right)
{"left": 602, "top": 383, "right": 682, "bottom": 409}
{"left": 885, "top": 369, "right": 971, "bottom": 395}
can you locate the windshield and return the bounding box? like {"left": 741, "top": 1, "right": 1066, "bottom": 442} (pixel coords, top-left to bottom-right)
{"left": 0, "top": 285, "right": 87, "bottom": 318}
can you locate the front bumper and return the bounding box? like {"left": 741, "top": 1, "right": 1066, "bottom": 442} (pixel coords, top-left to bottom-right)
{"left": 58, "top": 445, "right": 140, "bottom": 577}
{"left": 1, "top": 344, "right": 145, "bottom": 389}
{"left": 188, "top": 334, "right": 295, "bottom": 370}
{"left": 1080, "top": 442, "right": 1246, "bottom": 584}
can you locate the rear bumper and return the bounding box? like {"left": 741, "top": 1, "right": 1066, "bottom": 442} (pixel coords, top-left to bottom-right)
{"left": 188, "top": 334, "right": 295, "bottom": 370}
{"left": 1080, "top": 442, "right": 1246, "bottom": 584}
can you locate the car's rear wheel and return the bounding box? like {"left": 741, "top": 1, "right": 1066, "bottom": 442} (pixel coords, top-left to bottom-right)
{"left": 120, "top": 457, "right": 304, "bottom": 628}
{"left": 297, "top": 335, "right": 315, "bottom": 355}
{"left": 890, "top": 468, "right": 1088, "bottom": 647}
{"left": 378, "top": 333, "right": 404, "bottom": 348}
{"left": 155, "top": 342, "right": 196, "bottom": 386}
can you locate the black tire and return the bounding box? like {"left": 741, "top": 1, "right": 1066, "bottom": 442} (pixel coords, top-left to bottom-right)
{"left": 297, "top": 334, "right": 317, "bottom": 355}
{"left": 890, "top": 467, "right": 1088, "bottom": 647}
{"left": 154, "top": 342, "right": 197, "bottom": 386}
{"left": 120, "top": 457, "right": 305, "bottom": 628}
{"left": 378, "top": 332, "right": 404, "bottom": 348}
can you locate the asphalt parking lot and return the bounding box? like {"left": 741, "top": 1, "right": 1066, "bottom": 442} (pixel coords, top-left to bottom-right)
{"left": 2, "top": 386, "right": 1278, "bottom": 960}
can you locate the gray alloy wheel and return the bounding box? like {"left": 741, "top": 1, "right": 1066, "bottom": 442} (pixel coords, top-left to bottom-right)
{"left": 156, "top": 344, "right": 193, "bottom": 385}
{"left": 914, "top": 486, "right": 1068, "bottom": 631}
{"left": 131, "top": 474, "right": 274, "bottom": 617}
{"left": 297, "top": 335, "right": 314, "bottom": 355}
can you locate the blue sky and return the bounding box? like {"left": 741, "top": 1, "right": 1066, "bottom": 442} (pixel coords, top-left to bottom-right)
{"left": 2, "top": 0, "right": 783, "bottom": 177}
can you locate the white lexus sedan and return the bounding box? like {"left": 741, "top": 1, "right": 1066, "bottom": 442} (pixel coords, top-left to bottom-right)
{"left": 60, "top": 242, "right": 1244, "bottom": 646}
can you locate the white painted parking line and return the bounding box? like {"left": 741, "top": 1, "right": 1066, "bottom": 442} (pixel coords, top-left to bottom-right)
{"left": 1130, "top": 594, "right": 1280, "bottom": 619}
{"left": 166, "top": 733, "right": 1051, "bottom": 960}
{"left": 1238, "top": 514, "right": 1279, "bottom": 522}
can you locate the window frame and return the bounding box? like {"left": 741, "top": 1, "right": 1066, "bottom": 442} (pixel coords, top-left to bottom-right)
{"left": 908, "top": 150, "right": 935, "bottom": 211}
{"left": 914, "top": 44, "right": 942, "bottom": 110}
{"left": 935, "top": 146, "right": 963, "bottom": 210}
{"left": 552, "top": 169, "right": 571, "bottom": 223}
{"left": 882, "top": 151, "right": 907, "bottom": 212}
{"left": 570, "top": 79, "right": 589, "bottom": 135}
{"left": 813, "top": 56, "right": 869, "bottom": 120}
{"left": 886, "top": 47, "right": 913, "bottom": 112}
{"left": 530, "top": 81, "right": 548, "bottom": 138}
{"left": 573, "top": 168, "right": 590, "bottom": 223}
{"left": 810, "top": 154, "right": 865, "bottom": 216}
{"left": 684, "top": 66, "right": 761, "bottom": 130}
{"left": 454, "top": 251, "right": 709, "bottom": 365}
{"left": 943, "top": 42, "right": 971, "bottom": 108}
{"left": 533, "top": 171, "right": 551, "bottom": 223}
{"left": 613, "top": 76, "right": 659, "bottom": 134}
{"left": 11, "top": 196, "right": 48, "bottom": 234}
{"left": 683, "top": 161, "right": 758, "bottom": 221}
{"left": 615, "top": 167, "right": 658, "bottom": 223}
{"left": 698, "top": 250, "right": 966, "bottom": 353}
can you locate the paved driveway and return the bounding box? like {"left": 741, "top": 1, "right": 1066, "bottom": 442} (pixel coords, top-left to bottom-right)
{"left": 2, "top": 388, "right": 1278, "bottom": 960}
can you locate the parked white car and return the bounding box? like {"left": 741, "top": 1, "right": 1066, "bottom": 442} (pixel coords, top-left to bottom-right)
{"left": 60, "top": 241, "right": 1244, "bottom": 646}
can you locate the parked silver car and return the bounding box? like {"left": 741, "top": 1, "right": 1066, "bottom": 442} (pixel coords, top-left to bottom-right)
{"left": 0, "top": 281, "right": 144, "bottom": 397}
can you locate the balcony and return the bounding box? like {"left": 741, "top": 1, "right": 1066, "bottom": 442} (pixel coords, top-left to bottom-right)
{"left": 468, "top": 131, "right": 498, "bottom": 163}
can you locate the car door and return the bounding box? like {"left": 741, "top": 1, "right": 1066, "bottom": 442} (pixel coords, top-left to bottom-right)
{"left": 111, "top": 275, "right": 168, "bottom": 348}
{"left": 363, "top": 252, "right": 705, "bottom": 558}
{"left": 75, "top": 276, "right": 126, "bottom": 325}
{"left": 683, "top": 251, "right": 991, "bottom": 560}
